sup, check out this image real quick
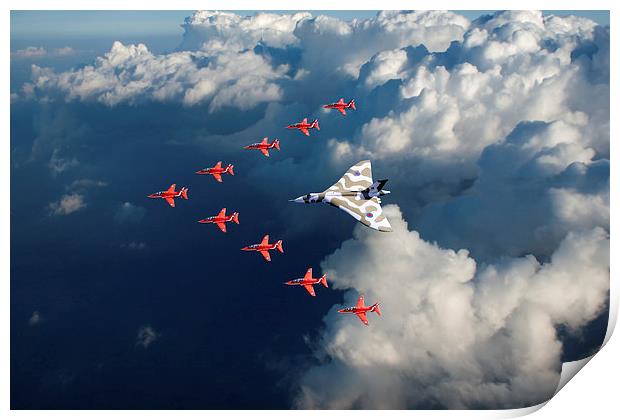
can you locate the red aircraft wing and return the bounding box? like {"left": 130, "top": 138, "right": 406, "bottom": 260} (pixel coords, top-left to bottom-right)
{"left": 300, "top": 128, "right": 310, "bottom": 136}
{"left": 216, "top": 222, "right": 227, "bottom": 233}
{"left": 260, "top": 148, "right": 269, "bottom": 157}
{"left": 165, "top": 197, "right": 175, "bottom": 207}
{"left": 260, "top": 250, "right": 271, "bottom": 262}
{"left": 218, "top": 208, "right": 227, "bottom": 218}
{"left": 357, "top": 295, "right": 365, "bottom": 308}
{"left": 213, "top": 161, "right": 222, "bottom": 169}
{"left": 338, "top": 98, "right": 345, "bottom": 104}
{"left": 260, "top": 235, "right": 270, "bottom": 246}
{"left": 356, "top": 312, "right": 369, "bottom": 325}
{"left": 167, "top": 184, "right": 176, "bottom": 193}
{"left": 212, "top": 173, "right": 223, "bottom": 183}
{"left": 304, "top": 268, "right": 313, "bottom": 281}
{"left": 303, "top": 284, "right": 316, "bottom": 297}
{"left": 338, "top": 108, "right": 346, "bottom": 116}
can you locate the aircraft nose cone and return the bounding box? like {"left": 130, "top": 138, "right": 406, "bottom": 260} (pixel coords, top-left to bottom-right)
{"left": 290, "top": 196, "right": 304, "bottom": 203}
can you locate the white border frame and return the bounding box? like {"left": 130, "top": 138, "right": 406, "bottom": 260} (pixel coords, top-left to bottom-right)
{"left": 3, "top": 1, "right": 616, "bottom": 418}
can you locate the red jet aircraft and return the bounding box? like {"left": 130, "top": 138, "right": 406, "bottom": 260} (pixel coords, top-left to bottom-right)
{"left": 323, "top": 98, "right": 356, "bottom": 115}
{"left": 244, "top": 138, "right": 280, "bottom": 157}
{"left": 147, "top": 183, "right": 189, "bottom": 207}
{"left": 195, "top": 161, "right": 234, "bottom": 182}
{"left": 241, "top": 234, "right": 284, "bottom": 262}
{"left": 286, "top": 118, "right": 320, "bottom": 136}
{"left": 284, "top": 267, "right": 328, "bottom": 297}
{"left": 338, "top": 295, "right": 381, "bottom": 326}
{"left": 198, "top": 207, "right": 239, "bottom": 233}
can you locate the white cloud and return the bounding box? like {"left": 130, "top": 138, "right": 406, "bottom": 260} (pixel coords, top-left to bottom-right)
{"left": 22, "top": 10, "right": 472, "bottom": 107}
{"left": 26, "top": 41, "right": 288, "bottom": 110}
{"left": 28, "top": 311, "right": 41, "bottom": 326}
{"left": 181, "top": 11, "right": 311, "bottom": 52}
{"left": 48, "top": 149, "right": 79, "bottom": 175}
{"left": 48, "top": 193, "right": 86, "bottom": 216}
{"left": 114, "top": 202, "right": 146, "bottom": 224}
{"left": 13, "top": 47, "right": 47, "bottom": 57}
{"left": 121, "top": 241, "right": 147, "bottom": 251}
{"left": 294, "top": 11, "right": 470, "bottom": 77}
{"left": 296, "top": 206, "right": 609, "bottom": 409}
{"left": 313, "top": 11, "right": 608, "bottom": 206}
{"left": 46, "top": 178, "right": 106, "bottom": 217}
{"left": 12, "top": 46, "right": 76, "bottom": 58}
{"left": 414, "top": 121, "right": 609, "bottom": 259}
{"left": 136, "top": 325, "right": 160, "bottom": 348}
{"left": 306, "top": 10, "right": 609, "bottom": 260}
{"left": 67, "top": 178, "right": 107, "bottom": 191}
{"left": 54, "top": 46, "right": 75, "bottom": 56}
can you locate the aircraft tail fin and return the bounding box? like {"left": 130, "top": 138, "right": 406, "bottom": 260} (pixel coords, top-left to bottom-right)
{"left": 232, "top": 212, "right": 239, "bottom": 225}
{"left": 273, "top": 139, "right": 280, "bottom": 151}
{"left": 180, "top": 187, "right": 189, "bottom": 200}
{"left": 363, "top": 179, "right": 388, "bottom": 197}
{"left": 371, "top": 303, "right": 381, "bottom": 316}
{"left": 312, "top": 119, "right": 320, "bottom": 131}
{"left": 227, "top": 164, "right": 235, "bottom": 176}
{"left": 348, "top": 99, "right": 356, "bottom": 110}
{"left": 320, "top": 274, "right": 328, "bottom": 288}
{"left": 275, "top": 240, "right": 284, "bottom": 253}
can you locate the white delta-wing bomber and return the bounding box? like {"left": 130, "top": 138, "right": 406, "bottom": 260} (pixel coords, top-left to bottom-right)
{"left": 291, "top": 160, "right": 392, "bottom": 232}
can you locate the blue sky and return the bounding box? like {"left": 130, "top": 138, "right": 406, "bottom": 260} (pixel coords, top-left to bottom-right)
{"left": 11, "top": 10, "right": 610, "bottom": 39}
{"left": 10, "top": 10, "right": 609, "bottom": 409}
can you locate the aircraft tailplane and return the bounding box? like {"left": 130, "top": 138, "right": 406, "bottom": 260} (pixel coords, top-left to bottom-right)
{"left": 320, "top": 274, "right": 328, "bottom": 288}
{"left": 362, "top": 179, "right": 388, "bottom": 197}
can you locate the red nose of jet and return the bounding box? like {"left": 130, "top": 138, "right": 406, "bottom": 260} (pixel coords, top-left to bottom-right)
{"left": 240, "top": 246, "right": 252, "bottom": 251}
{"left": 147, "top": 193, "right": 157, "bottom": 199}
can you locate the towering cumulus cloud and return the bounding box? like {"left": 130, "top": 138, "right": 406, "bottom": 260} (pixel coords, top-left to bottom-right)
{"left": 180, "top": 10, "right": 311, "bottom": 51}
{"left": 17, "top": 10, "right": 609, "bottom": 409}
{"left": 296, "top": 206, "right": 609, "bottom": 409}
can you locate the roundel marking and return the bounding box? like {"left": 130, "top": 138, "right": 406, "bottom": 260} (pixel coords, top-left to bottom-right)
{"left": 366, "top": 212, "right": 374, "bottom": 218}
{"left": 354, "top": 170, "right": 361, "bottom": 176}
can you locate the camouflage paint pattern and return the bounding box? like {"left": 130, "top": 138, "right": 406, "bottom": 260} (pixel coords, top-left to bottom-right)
{"left": 295, "top": 160, "right": 392, "bottom": 232}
